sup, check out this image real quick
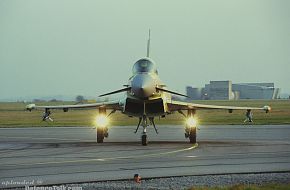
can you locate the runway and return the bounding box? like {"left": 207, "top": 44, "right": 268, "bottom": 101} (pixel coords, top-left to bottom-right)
{"left": 0, "top": 125, "right": 290, "bottom": 188}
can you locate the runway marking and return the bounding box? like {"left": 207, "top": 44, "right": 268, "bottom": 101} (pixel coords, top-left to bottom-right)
{"left": 2, "top": 151, "right": 290, "bottom": 172}
{"left": 0, "top": 136, "right": 92, "bottom": 142}
{"left": 185, "top": 151, "right": 290, "bottom": 158}
{"left": 117, "top": 161, "right": 290, "bottom": 171}
{"left": 1, "top": 161, "right": 290, "bottom": 180}
{"left": 0, "top": 144, "right": 198, "bottom": 167}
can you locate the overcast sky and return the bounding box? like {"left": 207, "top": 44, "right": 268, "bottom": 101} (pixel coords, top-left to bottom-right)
{"left": 0, "top": 0, "right": 289, "bottom": 100}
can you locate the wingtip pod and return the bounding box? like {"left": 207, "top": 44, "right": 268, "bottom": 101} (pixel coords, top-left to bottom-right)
{"left": 26, "top": 104, "right": 36, "bottom": 111}
{"left": 263, "top": 105, "right": 271, "bottom": 113}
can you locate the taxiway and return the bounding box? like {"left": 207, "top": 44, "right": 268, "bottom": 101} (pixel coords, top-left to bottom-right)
{"left": 0, "top": 125, "right": 289, "bottom": 188}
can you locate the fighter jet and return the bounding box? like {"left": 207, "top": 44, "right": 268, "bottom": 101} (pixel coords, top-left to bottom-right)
{"left": 26, "top": 31, "right": 271, "bottom": 145}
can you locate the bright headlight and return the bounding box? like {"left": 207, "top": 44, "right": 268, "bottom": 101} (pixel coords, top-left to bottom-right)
{"left": 186, "top": 117, "right": 197, "bottom": 127}
{"left": 95, "top": 115, "right": 109, "bottom": 127}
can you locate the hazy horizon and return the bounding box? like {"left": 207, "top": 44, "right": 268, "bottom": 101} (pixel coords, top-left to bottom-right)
{"left": 1, "top": 0, "right": 290, "bottom": 100}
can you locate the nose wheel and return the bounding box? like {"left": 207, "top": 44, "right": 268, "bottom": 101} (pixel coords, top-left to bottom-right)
{"left": 141, "top": 116, "right": 148, "bottom": 146}
{"left": 141, "top": 134, "right": 148, "bottom": 146}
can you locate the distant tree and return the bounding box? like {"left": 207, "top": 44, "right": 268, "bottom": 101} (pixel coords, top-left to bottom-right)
{"left": 49, "top": 99, "right": 59, "bottom": 102}
{"left": 76, "top": 95, "right": 86, "bottom": 103}
{"left": 33, "top": 99, "right": 45, "bottom": 102}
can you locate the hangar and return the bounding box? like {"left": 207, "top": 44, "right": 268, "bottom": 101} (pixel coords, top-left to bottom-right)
{"left": 186, "top": 81, "right": 280, "bottom": 100}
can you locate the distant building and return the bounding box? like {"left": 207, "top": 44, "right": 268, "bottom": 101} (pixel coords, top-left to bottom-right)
{"left": 232, "top": 83, "right": 280, "bottom": 99}
{"left": 186, "top": 87, "right": 203, "bottom": 100}
{"left": 208, "top": 81, "right": 234, "bottom": 100}
{"left": 186, "top": 81, "right": 280, "bottom": 100}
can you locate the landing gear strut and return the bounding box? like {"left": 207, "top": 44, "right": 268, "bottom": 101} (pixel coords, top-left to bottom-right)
{"left": 141, "top": 115, "right": 148, "bottom": 146}
{"left": 244, "top": 109, "right": 253, "bottom": 123}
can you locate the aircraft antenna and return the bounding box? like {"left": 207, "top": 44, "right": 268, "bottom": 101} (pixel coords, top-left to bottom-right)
{"left": 146, "top": 29, "right": 151, "bottom": 57}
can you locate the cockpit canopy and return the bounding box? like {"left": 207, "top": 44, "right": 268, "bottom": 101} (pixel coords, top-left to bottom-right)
{"left": 132, "top": 58, "right": 158, "bottom": 74}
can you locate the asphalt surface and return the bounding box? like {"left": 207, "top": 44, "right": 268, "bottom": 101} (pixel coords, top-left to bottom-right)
{"left": 0, "top": 125, "right": 290, "bottom": 189}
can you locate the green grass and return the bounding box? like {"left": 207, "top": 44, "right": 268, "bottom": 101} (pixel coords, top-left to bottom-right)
{"left": 188, "top": 183, "right": 290, "bottom": 190}
{"left": 0, "top": 100, "right": 289, "bottom": 127}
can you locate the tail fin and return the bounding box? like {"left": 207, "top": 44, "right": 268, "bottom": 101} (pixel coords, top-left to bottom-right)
{"left": 146, "top": 29, "right": 151, "bottom": 57}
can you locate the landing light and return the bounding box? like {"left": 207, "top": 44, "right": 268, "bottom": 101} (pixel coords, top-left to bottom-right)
{"left": 95, "top": 115, "right": 109, "bottom": 127}
{"left": 186, "top": 117, "right": 197, "bottom": 127}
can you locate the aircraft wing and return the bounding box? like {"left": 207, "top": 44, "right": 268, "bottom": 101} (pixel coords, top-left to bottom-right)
{"left": 26, "top": 100, "right": 122, "bottom": 111}
{"left": 167, "top": 100, "right": 271, "bottom": 112}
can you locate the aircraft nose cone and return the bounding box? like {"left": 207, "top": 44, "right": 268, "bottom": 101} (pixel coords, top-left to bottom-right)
{"left": 131, "top": 74, "right": 156, "bottom": 98}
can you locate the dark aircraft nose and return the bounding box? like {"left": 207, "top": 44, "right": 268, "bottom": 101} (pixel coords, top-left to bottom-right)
{"left": 131, "top": 74, "right": 156, "bottom": 98}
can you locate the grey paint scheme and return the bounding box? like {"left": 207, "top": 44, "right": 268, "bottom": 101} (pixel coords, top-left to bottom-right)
{"left": 26, "top": 56, "right": 270, "bottom": 116}
{"left": 26, "top": 35, "right": 271, "bottom": 119}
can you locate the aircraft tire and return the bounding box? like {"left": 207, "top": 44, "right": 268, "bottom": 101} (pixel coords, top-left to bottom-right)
{"left": 104, "top": 127, "right": 109, "bottom": 138}
{"left": 141, "top": 134, "right": 148, "bottom": 146}
{"left": 189, "top": 127, "right": 196, "bottom": 144}
{"left": 97, "top": 127, "right": 104, "bottom": 143}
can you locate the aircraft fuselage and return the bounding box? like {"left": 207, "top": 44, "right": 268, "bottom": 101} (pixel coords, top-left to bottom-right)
{"left": 123, "top": 57, "right": 171, "bottom": 117}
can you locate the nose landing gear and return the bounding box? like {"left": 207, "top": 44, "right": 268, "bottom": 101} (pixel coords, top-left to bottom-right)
{"left": 141, "top": 116, "right": 148, "bottom": 146}
{"left": 134, "top": 115, "right": 158, "bottom": 146}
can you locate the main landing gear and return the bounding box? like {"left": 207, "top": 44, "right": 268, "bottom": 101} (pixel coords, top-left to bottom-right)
{"left": 185, "top": 127, "right": 197, "bottom": 144}
{"left": 182, "top": 109, "right": 197, "bottom": 144}
{"left": 244, "top": 109, "right": 253, "bottom": 123}
{"left": 97, "top": 126, "right": 108, "bottom": 143}
{"left": 96, "top": 107, "right": 111, "bottom": 143}
{"left": 135, "top": 115, "right": 158, "bottom": 146}
{"left": 42, "top": 108, "right": 53, "bottom": 121}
